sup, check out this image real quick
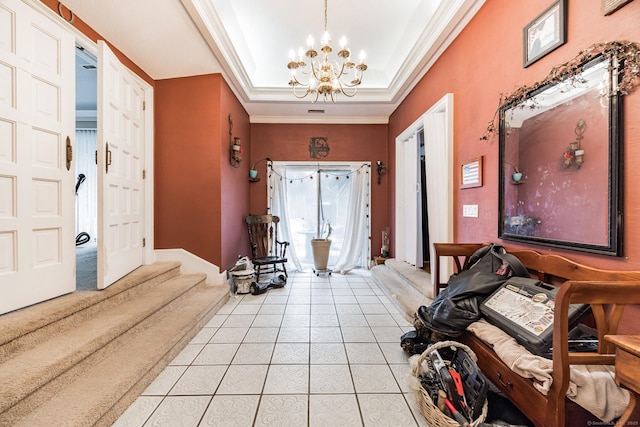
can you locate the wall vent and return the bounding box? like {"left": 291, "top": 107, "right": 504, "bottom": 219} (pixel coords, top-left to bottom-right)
{"left": 308, "top": 109, "right": 325, "bottom": 114}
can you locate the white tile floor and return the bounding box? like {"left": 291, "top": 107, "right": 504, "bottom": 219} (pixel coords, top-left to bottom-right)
{"left": 113, "top": 270, "right": 429, "bottom": 427}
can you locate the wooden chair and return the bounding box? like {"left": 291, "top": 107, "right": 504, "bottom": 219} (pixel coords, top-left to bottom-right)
{"left": 245, "top": 214, "right": 289, "bottom": 282}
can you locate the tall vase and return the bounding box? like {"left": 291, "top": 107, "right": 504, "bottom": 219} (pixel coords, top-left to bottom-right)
{"left": 381, "top": 227, "right": 390, "bottom": 257}
{"left": 311, "top": 239, "right": 331, "bottom": 270}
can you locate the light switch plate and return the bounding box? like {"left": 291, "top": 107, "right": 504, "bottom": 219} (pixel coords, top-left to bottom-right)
{"left": 463, "top": 204, "right": 478, "bottom": 218}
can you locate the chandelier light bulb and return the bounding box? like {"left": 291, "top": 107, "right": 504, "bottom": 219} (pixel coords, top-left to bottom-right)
{"left": 340, "top": 36, "right": 347, "bottom": 49}
{"left": 307, "top": 35, "right": 314, "bottom": 48}
{"left": 289, "top": 49, "right": 295, "bottom": 60}
{"left": 359, "top": 50, "right": 366, "bottom": 63}
{"left": 321, "top": 31, "right": 330, "bottom": 45}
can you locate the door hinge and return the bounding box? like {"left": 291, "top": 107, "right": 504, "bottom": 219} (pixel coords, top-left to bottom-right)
{"left": 142, "top": 101, "right": 146, "bottom": 111}
{"left": 65, "top": 136, "right": 72, "bottom": 171}
{"left": 142, "top": 238, "right": 146, "bottom": 247}
{"left": 142, "top": 169, "right": 146, "bottom": 179}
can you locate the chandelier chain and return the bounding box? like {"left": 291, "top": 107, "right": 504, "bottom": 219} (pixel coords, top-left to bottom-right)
{"left": 324, "top": 0, "right": 327, "bottom": 32}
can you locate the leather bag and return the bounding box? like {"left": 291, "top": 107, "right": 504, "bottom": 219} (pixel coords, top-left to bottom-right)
{"left": 416, "top": 244, "right": 529, "bottom": 337}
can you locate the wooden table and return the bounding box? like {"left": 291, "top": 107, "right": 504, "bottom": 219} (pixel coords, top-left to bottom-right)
{"left": 604, "top": 335, "right": 640, "bottom": 426}
{"left": 374, "top": 256, "right": 389, "bottom": 265}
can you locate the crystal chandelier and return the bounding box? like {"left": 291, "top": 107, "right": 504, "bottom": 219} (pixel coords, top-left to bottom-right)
{"left": 287, "top": 0, "right": 367, "bottom": 103}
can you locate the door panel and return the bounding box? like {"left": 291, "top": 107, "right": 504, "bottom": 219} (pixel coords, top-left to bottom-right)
{"left": 0, "top": 0, "right": 75, "bottom": 314}
{"left": 97, "top": 41, "right": 144, "bottom": 289}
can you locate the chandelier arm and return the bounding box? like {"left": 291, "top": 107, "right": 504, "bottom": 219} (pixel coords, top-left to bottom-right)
{"left": 335, "top": 78, "right": 358, "bottom": 97}
{"left": 309, "top": 60, "right": 321, "bottom": 81}
{"left": 331, "top": 61, "right": 347, "bottom": 81}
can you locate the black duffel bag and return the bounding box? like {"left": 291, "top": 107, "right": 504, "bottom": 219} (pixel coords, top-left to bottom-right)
{"left": 415, "top": 244, "right": 529, "bottom": 339}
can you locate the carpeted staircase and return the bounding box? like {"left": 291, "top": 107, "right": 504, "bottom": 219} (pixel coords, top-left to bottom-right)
{"left": 370, "top": 258, "right": 434, "bottom": 320}
{"left": 0, "top": 262, "right": 229, "bottom": 427}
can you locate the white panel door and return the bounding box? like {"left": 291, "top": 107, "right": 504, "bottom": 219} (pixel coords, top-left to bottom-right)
{"left": 395, "top": 134, "right": 420, "bottom": 266}
{"left": 97, "top": 41, "right": 144, "bottom": 289}
{"left": 0, "top": 0, "right": 75, "bottom": 314}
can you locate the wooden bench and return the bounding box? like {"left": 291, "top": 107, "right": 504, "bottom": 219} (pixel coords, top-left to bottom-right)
{"left": 433, "top": 243, "right": 640, "bottom": 427}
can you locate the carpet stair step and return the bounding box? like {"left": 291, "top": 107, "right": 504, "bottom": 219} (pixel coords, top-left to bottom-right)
{"left": 0, "top": 271, "right": 202, "bottom": 414}
{"left": 0, "top": 261, "right": 182, "bottom": 364}
{"left": 6, "top": 282, "right": 229, "bottom": 427}
{"left": 0, "top": 264, "right": 229, "bottom": 426}
{"left": 371, "top": 258, "right": 433, "bottom": 320}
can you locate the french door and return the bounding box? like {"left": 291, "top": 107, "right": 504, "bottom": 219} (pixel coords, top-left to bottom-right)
{"left": 96, "top": 41, "right": 146, "bottom": 289}
{"left": 0, "top": 0, "right": 76, "bottom": 314}
{"left": 269, "top": 162, "right": 371, "bottom": 272}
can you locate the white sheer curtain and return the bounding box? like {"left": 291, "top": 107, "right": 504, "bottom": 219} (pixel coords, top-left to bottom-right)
{"left": 269, "top": 163, "right": 304, "bottom": 272}
{"left": 425, "top": 110, "right": 452, "bottom": 267}
{"left": 268, "top": 162, "right": 371, "bottom": 273}
{"left": 75, "top": 129, "right": 97, "bottom": 242}
{"left": 424, "top": 96, "right": 455, "bottom": 285}
{"left": 334, "top": 166, "right": 370, "bottom": 273}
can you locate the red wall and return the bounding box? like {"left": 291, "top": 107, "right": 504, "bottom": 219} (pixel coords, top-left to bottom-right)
{"left": 220, "top": 82, "right": 252, "bottom": 269}
{"left": 155, "top": 75, "right": 250, "bottom": 268}
{"left": 40, "top": 0, "right": 152, "bottom": 86}
{"left": 389, "top": 0, "right": 640, "bottom": 270}
{"left": 249, "top": 123, "right": 389, "bottom": 258}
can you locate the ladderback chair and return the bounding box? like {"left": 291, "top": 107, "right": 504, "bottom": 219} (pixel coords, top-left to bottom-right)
{"left": 245, "top": 214, "right": 289, "bottom": 282}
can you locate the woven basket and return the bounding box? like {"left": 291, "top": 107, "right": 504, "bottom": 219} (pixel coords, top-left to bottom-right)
{"left": 410, "top": 340, "right": 488, "bottom": 427}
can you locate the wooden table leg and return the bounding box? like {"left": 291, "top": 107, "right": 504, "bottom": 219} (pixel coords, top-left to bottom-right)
{"left": 616, "top": 392, "right": 640, "bottom": 427}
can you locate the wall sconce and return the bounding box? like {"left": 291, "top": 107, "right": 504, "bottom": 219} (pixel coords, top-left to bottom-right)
{"left": 229, "top": 114, "right": 242, "bottom": 168}
{"left": 562, "top": 119, "right": 586, "bottom": 169}
{"left": 377, "top": 161, "right": 387, "bottom": 185}
{"left": 249, "top": 157, "right": 272, "bottom": 181}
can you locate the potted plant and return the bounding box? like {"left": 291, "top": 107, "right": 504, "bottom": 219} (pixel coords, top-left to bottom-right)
{"left": 311, "top": 221, "right": 332, "bottom": 272}
{"left": 506, "top": 162, "right": 522, "bottom": 182}
{"left": 249, "top": 157, "right": 272, "bottom": 180}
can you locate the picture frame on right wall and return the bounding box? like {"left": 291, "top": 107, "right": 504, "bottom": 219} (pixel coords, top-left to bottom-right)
{"left": 601, "top": 0, "right": 634, "bottom": 15}
{"left": 523, "top": 0, "right": 567, "bottom": 67}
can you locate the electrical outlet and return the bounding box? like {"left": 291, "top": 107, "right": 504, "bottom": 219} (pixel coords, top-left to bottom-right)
{"left": 463, "top": 204, "right": 478, "bottom": 218}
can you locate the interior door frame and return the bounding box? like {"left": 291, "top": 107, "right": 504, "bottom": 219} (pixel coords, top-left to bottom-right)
{"left": 396, "top": 93, "right": 454, "bottom": 285}
{"left": 267, "top": 161, "right": 372, "bottom": 270}
{"left": 31, "top": 0, "right": 155, "bottom": 269}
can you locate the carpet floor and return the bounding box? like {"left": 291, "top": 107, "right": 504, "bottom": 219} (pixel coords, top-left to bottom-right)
{"left": 76, "top": 243, "right": 97, "bottom": 290}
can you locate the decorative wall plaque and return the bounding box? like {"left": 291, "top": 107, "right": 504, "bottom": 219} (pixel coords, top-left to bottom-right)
{"left": 309, "top": 137, "right": 330, "bottom": 159}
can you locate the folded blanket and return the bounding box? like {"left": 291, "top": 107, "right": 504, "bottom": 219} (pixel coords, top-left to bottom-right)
{"left": 466, "top": 319, "right": 629, "bottom": 422}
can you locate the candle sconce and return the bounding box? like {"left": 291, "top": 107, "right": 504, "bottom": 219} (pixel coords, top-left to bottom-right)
{"left": 562, "top": 119, "right": 586, "bottom": 169}
{"left": 377, "top": 160, "right": 387, "bottom": 184}
{"left": 229, "top": 114, "right": 242, "bottom": 168}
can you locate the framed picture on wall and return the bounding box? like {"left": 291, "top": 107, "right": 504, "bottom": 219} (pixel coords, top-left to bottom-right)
{"left": 601, "top": 0, "right": 634, "bottom": 15}
{"left": 523, "top": 0, "right": 567, "bottom": 67}
{"left": 461, "top": 156, "right": 483, "bottom": 189}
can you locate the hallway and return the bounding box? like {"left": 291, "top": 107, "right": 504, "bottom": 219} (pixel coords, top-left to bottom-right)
{"left": 113, "top": 270, "right": 426, "bottom": 426}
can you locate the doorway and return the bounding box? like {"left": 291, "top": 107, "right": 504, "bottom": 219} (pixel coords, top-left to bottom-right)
{"left": 268, "top": 162, "right": 371, "bottom": 273}
{"left": 75, "top": 45, "right": 98, "bottom": 290}
{"left": 419, "top": 130, "right": 431, "bottom": 272}
{"left": 395, "top": 94, "right": 454, "bottom": 284}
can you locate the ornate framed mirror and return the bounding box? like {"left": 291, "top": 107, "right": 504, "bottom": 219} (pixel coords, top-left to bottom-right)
{"left": 498, "top": 54, "right": 623, "bottom": 255}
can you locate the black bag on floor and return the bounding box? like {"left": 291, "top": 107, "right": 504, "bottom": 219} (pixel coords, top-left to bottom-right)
{"left": 415, "top": 244, "right": 529, "bottom": 338}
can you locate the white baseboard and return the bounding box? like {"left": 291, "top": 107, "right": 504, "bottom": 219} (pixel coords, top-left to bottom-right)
{"left": 154, "top": 249, "right": 226, "bottom": 286}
